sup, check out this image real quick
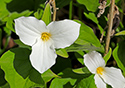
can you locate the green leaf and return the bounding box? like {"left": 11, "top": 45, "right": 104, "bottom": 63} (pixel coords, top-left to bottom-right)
{"left": 74, "top": 20, "right": 101, "bottom": 47}
{"left": 113, "top": 41, "right": 125, "bottom": 74}
{"left": 66, "top": 43, "right": 104, "bottom": 53}
{"left": 50, "top": 78, "right": 76, "bottom": 88}
{"left": 11, "top": 48, "right": 44, "bottom": 84}
{"left": 42, "top": 69, "right": 58, "bottom": 83}
{"left": 75, "top": 51, "right": 84, "bottom": 65}
{"left": 77, "top": 0, "right": 99, "bottom": 12}
{"left": 34, "top": 8, "right": 44, "bottom": 19}
{"left": 84, "top": 12, "right": 98, "bottom": 24}
{"left": 0, "top": 0, "right": 9, "bottom": 21}
{"left": 6, "top": 18, "right": 15, "bottom": 32}
{"left": 104, "top": 48, "right": 112, "bottom": 63}
{"left": 76, "top": 75, "right": 96, "bottom": 88}
{"left": 11, "top": 48, "right": 32, "bottom": 79}
{"left": 56, "top": 49, "right": 69, "bottom": 58}
{"left": 0, "top": 50, "right": 44, "bottom": 88}
{"left": 42, "top": 3, "right": 51, "bottom": 25}
{"left": 115, "top": 30, "right": 125, "bottom": 36}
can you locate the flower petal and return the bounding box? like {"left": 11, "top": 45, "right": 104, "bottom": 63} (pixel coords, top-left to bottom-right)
{"left": 15, "top": 16, "right": 47, "bottom": 46}
{"left": 101, "top": 67, "right": 125, "bottom": 88}
{"left": 94, "top": 74, "right": 106, "bottom": 88}
{"left": 30, "top": 38, "right": 57, "bottom": 73}
{"left": 84, "top": 51, "right": 105, "bottom": 73}
{"left": 47, "top": 19, "right": 80, "bottom": 48}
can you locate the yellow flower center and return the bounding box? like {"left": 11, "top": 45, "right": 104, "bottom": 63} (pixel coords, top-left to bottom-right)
{"left": 96, "top": 67, "right": 104, "bottom": 75}
{"left": 41, "top": 32, "right": 51, "bottom": 41}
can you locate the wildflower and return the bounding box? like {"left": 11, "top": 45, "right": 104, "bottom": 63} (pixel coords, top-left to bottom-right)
{"left": 14, "top": 16, "right": 80, "bottom": 73}
{"left": 84, "top": 51, "right": 125, "bottom": 88}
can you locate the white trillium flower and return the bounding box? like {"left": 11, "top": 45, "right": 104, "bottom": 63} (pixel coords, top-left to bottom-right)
{"left": 84, "top": 51, "right": 125, "bottom": 88}
{"left": 14, "top": 16, "right": 80, "bottom": 74}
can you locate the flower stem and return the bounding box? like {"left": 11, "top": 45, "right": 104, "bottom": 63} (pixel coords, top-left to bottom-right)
{"left": 49, "top": 0, "right": 56, "bottom": 21}
{"left": 105, "top": 0, "right": 115, "bottom": 54}
{"left": 69, "top": 0, "right": 73, "bottom": 19}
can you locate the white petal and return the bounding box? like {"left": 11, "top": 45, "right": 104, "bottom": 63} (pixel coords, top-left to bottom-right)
{"left": 94, "top": 74, "right": 106, "bottom": 88}
{"left": 47, "top": 19, "right": 80, "bottom": 48}
{"left": 30, "top": 38, "right": 57, "bottom": 73}
{"left": 84, "top": 51, "right": 105, "bottom": 73}
{"left": 15, "top": 16, "right": 48, "bottom": 46}
{"left": 101, "top": 67, "right": 125, "bottom": 88}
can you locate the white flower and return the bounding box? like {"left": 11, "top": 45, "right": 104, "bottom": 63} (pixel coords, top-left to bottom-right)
{"left": 14, "top": 16, "right": 80, "bottom": 74}
{"left": 84, "top": 51, "right": 125, "bottom": 88}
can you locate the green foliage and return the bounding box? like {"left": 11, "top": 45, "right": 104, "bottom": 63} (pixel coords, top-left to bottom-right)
{"left": 113, "top": 41, "right": 125, "bottom": 75}
{"left": 77, "top": 0, "right": 99, "bottom": 12}
{"left": 42, "top": 3, "right": 51, "bottom": 25}
{"left": 115, "top": 30, "right": 125, "bottom": 36}
{"left": 0, "top": 50, "right": 44, "bottom": 88}
{"left": 56, "top": 49, "right": 69, "bottom": 58}
{"left": 76, "top": 75, "right": 96, "bottom": 88}
{"left": 0, "top": 0, "right": 125, "bottom": 87}
{"left": 104, "top": 48, "right": 112, "bottom": 63}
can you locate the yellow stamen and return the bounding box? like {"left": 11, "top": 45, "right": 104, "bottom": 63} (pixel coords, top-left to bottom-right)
{"left": 96, "top": 67, "right": 104, "bottom": 75}
{"left": 41, "top": 32, "right": 51, "bottom": 41}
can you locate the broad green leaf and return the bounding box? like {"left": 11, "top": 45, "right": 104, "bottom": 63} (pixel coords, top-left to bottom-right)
{"left": 77, "top": 0, "right": 99, "bottom": 12}
{"left": 113, "top": 41, "right": 125, "bottom": 74}
{"left": 14, "top": 39, "right": 31, "bottom": 50}
{"left": 11, "top": 48, "right": 32, "bottom": 79}
{"left": 84, "top": 12, "right": 104, "bottom": 33}
{"left": 10, "top": 48, "right": 44, "bottom": 84}
{"left": 0, "top": 50, "right": 44, "bottom": 88}
{"left": 0, "top": 0, "right": 9, "bottom": 21}
{"left": 76, "top": 75, "right": 96, "bottom": 88}
{"left": 84, "top": 12, "right": 98, "bottom": 24}
{"left": 56, "top": 49, "right": 69, "bottom": 58}
{"left": 115, "top": 30, "right": 125, "bottom": 36}
{"left": 74, "top": 20, "right": 102, "bottom": 47}
{"left": 42, "top": 3, "right": 51, "bottom": 25}
{"left": 6, "top": 0, "right": 34, "bottom": 13}
{"left": 0, "top": 68, "right": 7, "bottom": 86}
{"left": 66, "top": 43, "right": 104, "bottom": 53}
{"left": 104, "top": 48, "right": 112, "bottom": 63}
{"left": 42, "top": 69, "right": 58, "bottom": 83}
{"left": 50, "top": 78, "right": 76, "bottom": 88}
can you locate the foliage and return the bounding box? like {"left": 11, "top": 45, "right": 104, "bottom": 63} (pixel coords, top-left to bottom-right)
{"left": 0, "top": 0, "right": 125, "bottom": 88}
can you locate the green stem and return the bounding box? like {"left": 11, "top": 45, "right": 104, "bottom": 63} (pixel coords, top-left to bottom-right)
{"left": 69, "top": 0, "right": 73, "bottom": 19}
